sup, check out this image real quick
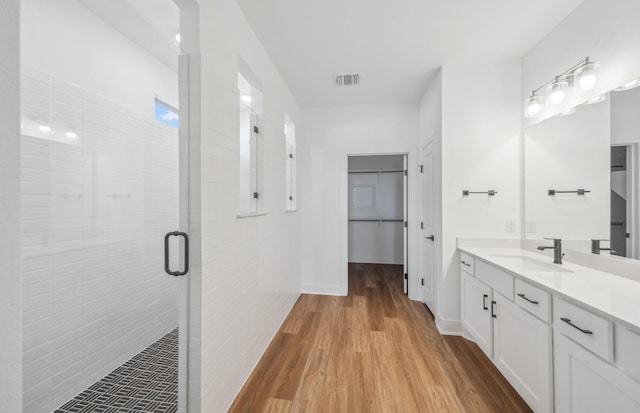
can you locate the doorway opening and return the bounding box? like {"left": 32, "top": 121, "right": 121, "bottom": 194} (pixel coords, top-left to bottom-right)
{"left": 347, "top": 155, "right": 408, "bottom": 294}
{"left": 611, "top": 144, "right": 637, "bottom": 259}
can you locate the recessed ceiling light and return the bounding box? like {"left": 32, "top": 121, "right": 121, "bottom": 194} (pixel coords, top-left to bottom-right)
{"left": 240, "top": 95, "right": 252, "bottom": 103}
{"left": 39, "top": 125, "right": 51, "bottom": 133}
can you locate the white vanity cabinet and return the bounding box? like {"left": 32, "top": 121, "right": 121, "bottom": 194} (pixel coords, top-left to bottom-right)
{"left": 461, "top": 271, "right": 493, "bottom": 356}
{"left": 554, "top": 297, "right": 640, "bottom": 413}
{"left": 493, "top": 292, "right": 552, "bottom": 413}
{"left": 459, "top": 247, "right": 640, "bottom": 413}
{"left": 460, "top": 256, "right": 553, "bottom": 413}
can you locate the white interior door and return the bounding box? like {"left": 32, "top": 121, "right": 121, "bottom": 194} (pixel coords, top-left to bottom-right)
{"left": 403, "top": 155, "right": 408, "bottom": 294}
{"left": 421, "top": 142, "right": 436, "bottom": 312}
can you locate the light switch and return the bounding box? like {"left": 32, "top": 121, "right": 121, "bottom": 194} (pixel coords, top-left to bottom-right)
{"left": 506, "top": 219, "right": 516, "bottom": 233}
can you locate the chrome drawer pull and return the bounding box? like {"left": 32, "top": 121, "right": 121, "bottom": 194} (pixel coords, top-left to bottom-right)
{"left": 560, "top": 317, "right": 593, "bottom": 335}
{"left": 517, "top": 293, "right": 539, "bottom": 305}
{"left": 461, "top": 261, "right": 471, "bottom": 267}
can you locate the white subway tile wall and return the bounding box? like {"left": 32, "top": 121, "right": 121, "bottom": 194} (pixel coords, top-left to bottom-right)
{"left": 21, "top": 66, "right": 179, "bottom": 413}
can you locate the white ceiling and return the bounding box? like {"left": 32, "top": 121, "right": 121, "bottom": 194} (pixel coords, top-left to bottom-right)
{"left": 236, "top": 0, "right": 584, "bottom": 108}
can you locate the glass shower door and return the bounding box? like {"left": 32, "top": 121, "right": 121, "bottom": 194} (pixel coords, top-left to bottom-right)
{"left": 19, "top": 1, "right": 193, "bottom": 411}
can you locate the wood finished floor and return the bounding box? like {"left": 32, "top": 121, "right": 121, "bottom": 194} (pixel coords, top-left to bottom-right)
{"left": 229, "top": 263, "right": 533, "bottom": 413}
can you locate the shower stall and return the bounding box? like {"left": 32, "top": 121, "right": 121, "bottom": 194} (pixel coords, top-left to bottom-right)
{"left": 19, "top": 0, "right": 199, "bottom": 412}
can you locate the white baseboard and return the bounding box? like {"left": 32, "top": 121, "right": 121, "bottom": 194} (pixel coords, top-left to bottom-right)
{"left": 348, "top": 257, "right": 403, "bottom": 265}
{"left": 301, "top": 283, "right": 346, "bottom": 296}
{"left": 436, "top": 313, "right": 463, "bottom": 336}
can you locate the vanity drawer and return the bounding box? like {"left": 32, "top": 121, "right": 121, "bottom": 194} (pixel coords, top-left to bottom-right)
{"left": 460, "top": 252, "right": 475, "bottom": 275}
{"left": 475, "top": 260, "right": 513, "bottom": 300}
{"left": 554, "top": 297, "right": 614, "bottom": 362}
{"left": 617, "top": 326, "right": 640, "bottom": 383}
{"left": 515, "top": 279, "right": 551, "bottom": 323}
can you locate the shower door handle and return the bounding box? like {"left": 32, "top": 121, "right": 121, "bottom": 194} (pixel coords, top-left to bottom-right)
{"left": 164, "top": 231, "right": 189, "bottom": 276}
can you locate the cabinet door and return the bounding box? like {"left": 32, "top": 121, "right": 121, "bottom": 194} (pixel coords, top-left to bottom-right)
{"left": 555, "top": 332, "right": 640, "bottom": 413}
{"left": 461, "top": 272, "right": 492, "bottom": 357}
{"left": 493, "top": 293, "right": 552, "bottom": 413}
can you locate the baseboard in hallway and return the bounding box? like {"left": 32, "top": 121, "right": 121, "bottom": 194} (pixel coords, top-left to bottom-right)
{"left": 54, "top": 328, "right": 178, "bottom": 413}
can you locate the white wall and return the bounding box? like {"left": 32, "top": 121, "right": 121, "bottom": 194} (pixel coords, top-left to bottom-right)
{"left": 195, "top": 0, "right": 302, "bottom": 410}
{"left": 300, "top": 102, "right": 420, "bottom": 296}
{"left": 419, "top": 70, "right": 442, "bottom": 148}
{"left": 20, "top": 1, "right": 181, "bottom": 412}
{"left": 523, "top": 0, "right": 640, "bottom": 126}
{"left": 438, "top": 60, "right": 522, "bottom": 332}
{"left": 612, "top": 87, "right": 640, "bottom": 144}
{"left": 21, "top": 0, "right": 178, "bottom": 113}
{"left": 348, "top": 155, "right": 404, "bottom": 265}
{"left": 0, "top": 0, "right": 22, "bottom": 410}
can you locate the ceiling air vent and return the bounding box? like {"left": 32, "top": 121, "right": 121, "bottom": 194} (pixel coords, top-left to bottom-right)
{"left": 336, "top": 74, "right": 360, "bottom": 87}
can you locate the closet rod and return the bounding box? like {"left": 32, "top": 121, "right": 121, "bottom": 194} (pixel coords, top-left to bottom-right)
{"left": 348, "top": 169, "right": 404, "bottom": 174}
{"left": 348, "top": 218, "right": 404, "bottom": 222}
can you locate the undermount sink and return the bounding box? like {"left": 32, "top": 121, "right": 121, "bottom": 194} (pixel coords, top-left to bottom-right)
{"left": 490, "top": 254, "right": 573, "bottom": 273}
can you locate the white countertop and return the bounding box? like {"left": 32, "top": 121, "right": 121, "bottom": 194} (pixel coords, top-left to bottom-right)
{"left": 458, "top": 246, "right": 640, "bottom": 330}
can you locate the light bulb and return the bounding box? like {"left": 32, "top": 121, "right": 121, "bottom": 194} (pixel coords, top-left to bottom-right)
{"left": 524, "top": 94, "right": 542, "bottom": 118}
{"left": 174, "top": 33, "right": 181, "bottom": 44}
{"left": 39, "top": 125, "right": 51, "bottom": 133}
{"left": 66, "top": 131, "right": 78, "bottom": 139}
{"left": 550, "top": 90, "right": 565, "bottom": 105}
{"left": 240, "top": 95, "right": 252, "bottom": 103}
{"left": 579, "top": 74, "right": 596, "bottom": 90}
{"left": 574, "top": 60, "right": 599, "bottom": 91}
{"left": 547, "top": 78, "right": 569, "bottom": 106}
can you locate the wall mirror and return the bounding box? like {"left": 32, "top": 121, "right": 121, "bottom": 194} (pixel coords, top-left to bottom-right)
{"left": 523, "top": 81, "right": 640, "bottom": 261}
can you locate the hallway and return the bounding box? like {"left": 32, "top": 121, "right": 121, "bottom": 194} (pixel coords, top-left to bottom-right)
{"left": 229, "top": 264, "right": 532, "bottom": 412}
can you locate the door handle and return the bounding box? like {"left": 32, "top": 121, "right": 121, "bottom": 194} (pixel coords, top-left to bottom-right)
{"left": 164, "top": 231, "right": 189, "bottom": 276}
{"left": 491, "top": 301, "right": 497, "bottom": 318}
{"left": 483, "top": 294, "right": 488, "bottom": 310}
{"left": 427, "top": 235, "right": 435, "bottom": 241}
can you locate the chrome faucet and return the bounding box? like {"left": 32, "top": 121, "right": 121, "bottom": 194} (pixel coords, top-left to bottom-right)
{"left": 591, "top": 239, "right": 616, "bottom": 255}
{"left": 537, "top": 238, "right": 563, "bottom": 264}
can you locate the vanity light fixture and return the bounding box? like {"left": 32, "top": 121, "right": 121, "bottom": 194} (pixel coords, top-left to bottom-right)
{"left": 524, "top": 56, "right": 600, "bottom": 118}
{"left": 614, "top": 78, "right": 640, "bottom": 91}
